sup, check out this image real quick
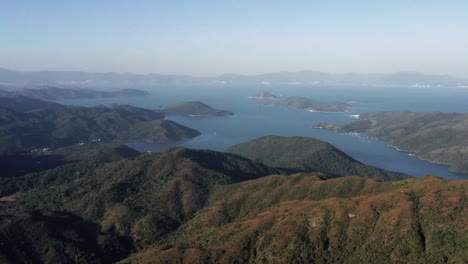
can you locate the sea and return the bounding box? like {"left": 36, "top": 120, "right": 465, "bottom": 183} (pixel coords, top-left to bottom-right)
{"left": 61, "top": 85, "right": 468, "bottom": 180}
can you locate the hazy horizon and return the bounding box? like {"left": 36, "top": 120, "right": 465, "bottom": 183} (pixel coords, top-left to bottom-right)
{"left": 1, "top": 66, "right": 466, "bottom": 79}
{"left": 1, "top": 1, "right": 468, "bottom": 77}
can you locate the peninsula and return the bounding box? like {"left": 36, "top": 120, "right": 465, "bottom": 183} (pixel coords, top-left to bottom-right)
{"left": 0, "top": 104, "right": 201, "bottom": 154}
{"left": 314, "top": 111, "right": 468, "bottom": 174}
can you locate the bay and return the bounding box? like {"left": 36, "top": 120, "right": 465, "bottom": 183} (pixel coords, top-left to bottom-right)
{"left": 61, "top": 85, "right": 468, "bottom": 180}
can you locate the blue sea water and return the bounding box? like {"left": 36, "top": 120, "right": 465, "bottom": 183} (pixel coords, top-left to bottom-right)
{"left": 61, "top": 85, "right": 468, "bottom": 180}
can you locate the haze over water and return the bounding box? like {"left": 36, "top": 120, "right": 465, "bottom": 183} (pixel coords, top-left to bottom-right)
{"left": 62, "top": 85, "right": 468, "bottom": 180}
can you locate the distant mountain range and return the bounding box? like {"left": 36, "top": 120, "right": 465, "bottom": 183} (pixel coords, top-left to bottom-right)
{"left": 1, "top": 67, "right": 467, "bottom": 87}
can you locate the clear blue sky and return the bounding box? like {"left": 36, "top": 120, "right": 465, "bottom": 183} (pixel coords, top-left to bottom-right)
{"left": 1, "top": 0, "right": 467, "bottom": 76}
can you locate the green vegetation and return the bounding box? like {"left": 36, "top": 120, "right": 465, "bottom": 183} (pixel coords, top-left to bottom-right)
{"left": 0, "top": 145, "right": 465, "bottom": 263}
{"left": 316, "top": 111, "right": 468, "bottom": 174}
{"left": 266, "top": 96, "right": 350, "bottom": 112}
{"left": 0, "top": 148, "right": 277, "bottom": 261}
{"left": 228, "top": 135, "right": 409, "bottom": 181}
{"left": 158, "top": 101, "right": 234, "bottom": 117}
{"left": 123, "top": 175, "right": 468, "bottom": 264}
{"left": 0, "top": 104, "right": 200, "bottom": 154}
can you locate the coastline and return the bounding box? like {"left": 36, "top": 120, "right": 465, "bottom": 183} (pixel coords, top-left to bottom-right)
{"left": 316, "top": 125, "right": 464, "bottom": 173}
{"left": 357, "top": 133, "right": 451, "bottom": 166}
{"left": 387, "top": 144, "right": 449, "bottom": 166}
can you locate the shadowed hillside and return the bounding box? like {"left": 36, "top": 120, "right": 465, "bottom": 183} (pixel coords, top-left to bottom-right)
{"left": 0, "top": 142, "right": 141, "bottom": 178}
{"left": 0, "top": 212, "right": 105, "bottom": 263}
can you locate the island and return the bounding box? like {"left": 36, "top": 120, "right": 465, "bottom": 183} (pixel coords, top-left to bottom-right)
{"left": 247, "top": 91, "right": 279, "bottom": 100}
{"left": 158, "top": 101, "right": 234, "bottom": 117}
{"left": 314, "top": 111, "right": 468, "bottom": 174}
{"left": 265, "top": 96, "right": 351, "bottom": 112}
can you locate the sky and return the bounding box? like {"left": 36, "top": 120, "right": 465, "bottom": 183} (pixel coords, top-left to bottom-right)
{"left": 1, "top": 0, "right": 468, "bottom": 77}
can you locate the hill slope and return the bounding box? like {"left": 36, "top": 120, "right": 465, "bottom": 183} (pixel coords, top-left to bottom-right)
{"left": 0, "top": 147, "right": 465, "bottom": 263}
{"left": 0, "top": 95, "right": 64, "bottom": 112}
{"left": 228, "top": 135, "right": 409, "bottom": 181}
{"left": 159, "top": 101, "right": 234, "bottom": 117}
{"left": 0, "top": 142, "right": 141, "bottom": 178}
{"left": 0, "top": 148, "right": 279, "bottom": 259}
{"left": 0, "top": 105, "right": 200, "bottom": 153}
{"left": 315, "top": 111, "right": 468, "bottom": 174}
{"left": 123, "top": 174, "right": 468, "bottom": 263}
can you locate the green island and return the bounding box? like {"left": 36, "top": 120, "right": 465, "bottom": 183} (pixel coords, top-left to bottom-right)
{"left": 158, "top": 101, "right": 234, "bottom": 117}
{"left": 0, "top": 144, "right": 465, "bottom": 263}
{"left": 265, "top": 96, "right": 350, "bottom": 112}
{"left": 315, "top": 111, "right": 468, "bottom": 174}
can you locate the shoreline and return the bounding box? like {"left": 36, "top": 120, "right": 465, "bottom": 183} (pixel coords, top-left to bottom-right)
{"left": 315, "top": 126, "right": 467, "bottom": 174}
{"left": 357, "top": 133, "right": 451, "bottom": 166}
{"left": 387, "top": 144, "right": 450, "bottom": 166}
{"left": 364, "top": 136, "right": 467, "bottom": 174}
